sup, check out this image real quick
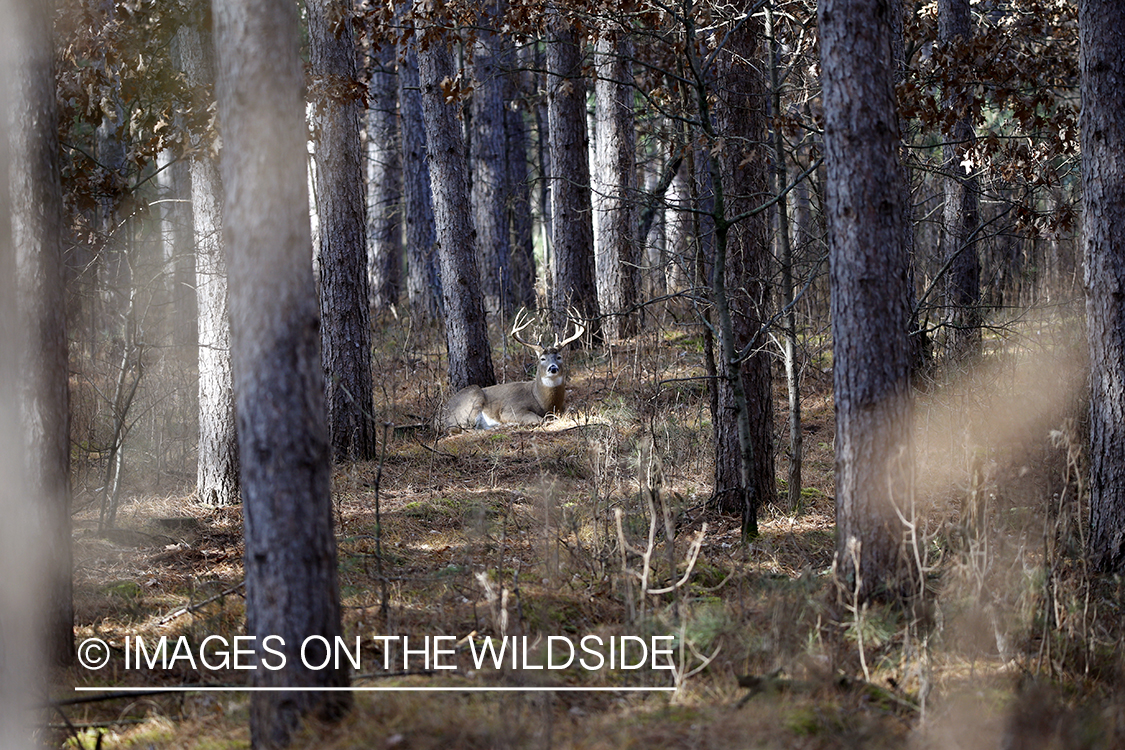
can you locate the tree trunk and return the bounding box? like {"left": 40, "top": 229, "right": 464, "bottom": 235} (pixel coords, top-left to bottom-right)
{"left": 470, "top": 0, "right": 512, "bottom": 317}
{"left": 704, "top": 5, "right": 776, "bottom": 536}
{"left": 546, "top": 11, "right": 599, "bottom": 334}
{"left": 504, "top": 49, "right": 537, "bottom": 309}
{"left": 211, "top": 0, "right": 352, "bottom": 743}
{"left": 416, "top": 23, "right": 496, "bottom": 391}
{"left": 767, "top": 3, "right": 802, "bottom": 511}
{"left": 156, "top": 148, "right": 197, "bottom": 355}
{"left": 665, "top": 156, "right": 690, "bottom": 291}
{"left": 939, "top": 0, "right": 982, "bottom": 362}
{"left": 9, "top": 0, "right": 74, "bottom": 668}
{"left": 820, "top": 0, "right": 915, "bottom": 599}
{"left": 177, "top": 19, "right": 239, "bottom": 507}
{"left": 1080, "top": 0, "right": 1125, "bottom": 574}
{"left": 0, "top": 3, "right": 47, "bottom": 729}
{"left": 367, "top": 36, "right": 402, "bottom": 314}
{"left": 308, "top": 0, "right": 376, "bottom": 462}
{"left": 396, "top": 9, "right": 441, "bottom": 321}
{"left": 593, "top": 28, "right": 639, "bottom": 341}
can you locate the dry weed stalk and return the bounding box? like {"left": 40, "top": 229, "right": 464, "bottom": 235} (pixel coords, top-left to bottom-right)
{"left": 613, "top": 429, "right": 709, "bottom": 708}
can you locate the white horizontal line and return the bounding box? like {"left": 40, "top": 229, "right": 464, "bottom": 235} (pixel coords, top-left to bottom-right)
{"left": 75, "top": 686, "right": 675, "bottom": 693}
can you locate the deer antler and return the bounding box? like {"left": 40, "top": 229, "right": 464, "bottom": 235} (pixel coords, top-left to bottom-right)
{"left": 511, "top": 308, "right": 542, "bottom": 352}
{"left": 553, "top": 308, "right": 586, "bottom": 349}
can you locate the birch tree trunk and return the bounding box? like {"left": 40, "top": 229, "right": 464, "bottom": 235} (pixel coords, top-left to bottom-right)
{"left": 212, "top": 0, "right": 352, "bottom": 743}
{"left": 308, "top": 0, "right": 376, "bottom": 461}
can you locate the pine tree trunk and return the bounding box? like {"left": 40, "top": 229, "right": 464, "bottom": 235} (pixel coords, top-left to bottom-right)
{"left": 416, "top": 26, "right": 496, "bottom": 391}
{"left": 396, "top": 13, "right": 441, "bottom": 321}
{"left": 470, "top": 0, "right": 512, "bottom": 317}
{"left": 1080, "top": 0, "right": 1125, "bottom": 574}
{"left": 177, "top": 20, "right": 239, "bottom": 507}
{"left": 593, "top": 28, "right": 639, "bottom": 341}
{"left": 212, "top": 0, "right": 351, "bottom": 743}
{"left": 9, "top": 0, "right": 74, "bottom": 668}
{"left": 309, "top": 0, "right": 376, "bottom": 462}
{"left": 546, "top": 11, "right": 599, "bottom": 333}
{"left": 820, "top": 0, "right": 915, "bottom": 598}
{"left": 367, "top": 37, "right": 402, "bottom": 313}
{"left": 939, "top": 0, "right": 981, "bottom": 362}
{"left": 504, "top": 50, "right": 537, "bottom": 309}
{"left": 705, "top": 6, "right": 775, "bottom": 534}
{"left": 767, "top": 4, "right": 802, "bottom": 511}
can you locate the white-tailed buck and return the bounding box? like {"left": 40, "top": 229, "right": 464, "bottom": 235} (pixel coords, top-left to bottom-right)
{"left": 441, "top": 311, "right": 585, "bottom": 432}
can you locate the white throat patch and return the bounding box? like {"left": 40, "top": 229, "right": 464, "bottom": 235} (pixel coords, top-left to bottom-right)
{"left": 540, "top": 373, "right": 565, "bottom": 389}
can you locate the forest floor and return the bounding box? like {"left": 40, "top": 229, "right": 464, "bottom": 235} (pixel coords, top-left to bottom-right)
{"left": 54, "top": 311, "right": 1125, "bottom": 749}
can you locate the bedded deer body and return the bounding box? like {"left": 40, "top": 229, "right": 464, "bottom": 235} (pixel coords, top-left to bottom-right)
{"left": 441, "top": 312, "right": 584, "bottom": 432}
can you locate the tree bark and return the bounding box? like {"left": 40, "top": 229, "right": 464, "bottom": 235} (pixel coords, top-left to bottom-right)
{"left": 367, "top": 36, "right": 402, "bottom": 313}
{"left": 212, "top": 0, "right": 352, "bottom": 743}
{"left": 396, "top": 8, "right": 442, "bottom": 321}
{"left": 1080, "top": 0, "right": 1125, "bottom": 573}
{"left": 504, "top": 49, "right": 537, "bottom": 309}
{"left": 9, "top": 0, "right": 74, "bottom": 668}
{"left": 767, "top": 3, "right": 802, "bottom": 511}
{"left": 820, "top": 0, "right": 915, "bottom": 598}
{"left": 0, "top": 3, "right": 47, "bottom": 730}
{"left": 308, "top": 0, "right": 376, "bottom": 462}
{"left": 939, "top": 0, "right": 982, "bottom": 361}
{"left": 546, "top": 11, "right": 599, "bottom": 334}
{"left": 593, "top": 27, "right": 639, "bottom": 341}
{"left": 156, "top": 147, "right": 197, "bottom": 355}
{"left": 665, "top": 157, "right": 690, "bottom": 291}
{"left": 470, "top": 0, "right": 512, "bottom": 317}
{"left": 416, "top": 23, "right": 496, "bottom": 391}
{"left": 703, "top": 5, "right": 776, "bottom": 536}
{"left": 177, "top": 18, "right": 239, "bottom": 507}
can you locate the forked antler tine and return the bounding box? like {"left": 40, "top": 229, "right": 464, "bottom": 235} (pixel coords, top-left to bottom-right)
{"left": 511, "top": 308, "right": 541, "bottom": 351}
{"left": 553, "top": 307, "right": 586, "bottom": 349}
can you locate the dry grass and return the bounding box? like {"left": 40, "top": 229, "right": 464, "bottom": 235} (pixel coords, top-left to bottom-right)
{"left": 53, "top": 311, "right": 1125, "bottom": 749}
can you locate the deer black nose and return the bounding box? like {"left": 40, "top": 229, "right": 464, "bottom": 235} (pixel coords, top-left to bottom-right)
{"left": 547, "top": 363, "right": 559, "bottom": 374}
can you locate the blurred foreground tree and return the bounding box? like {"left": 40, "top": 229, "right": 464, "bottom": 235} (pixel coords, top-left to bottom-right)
{"left": 1, "top": 2, "right": 46, "bottom": 731}
{"left": 212, "top": 0, "right": 352, "bottom": 744}
{"left": 11, "top": 0, "right": 74, "bottom": 666}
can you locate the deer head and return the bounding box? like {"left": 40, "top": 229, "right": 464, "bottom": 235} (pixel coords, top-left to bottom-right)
{"left": 441, "top": 310, "right": 585, "bottom": 432}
